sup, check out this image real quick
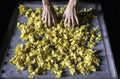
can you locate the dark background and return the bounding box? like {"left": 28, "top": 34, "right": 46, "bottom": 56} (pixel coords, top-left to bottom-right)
{"left": 0, "top": 0, "right": 120, "bottom": 77}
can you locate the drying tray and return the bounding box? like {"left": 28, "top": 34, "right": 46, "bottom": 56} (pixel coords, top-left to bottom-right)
{"left": 0, "top": 1, "right": 118, "bottom": 79}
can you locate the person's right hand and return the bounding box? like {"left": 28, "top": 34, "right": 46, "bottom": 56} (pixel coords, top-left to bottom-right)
{"left": 42, "top": 0, "right": 57, "bottom": 27}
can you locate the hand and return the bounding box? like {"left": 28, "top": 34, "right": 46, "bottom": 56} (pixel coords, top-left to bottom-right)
{"left": 42, "top": 0, "right": 57, "bottom": 27}
{"left": 63, "top": 0, "right": 79, "bottom": 27}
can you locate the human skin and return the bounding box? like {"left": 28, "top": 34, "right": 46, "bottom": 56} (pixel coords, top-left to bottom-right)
{"left": 63, "top": 0, "right": 79, "bottom": 27}
{"left": 42, "top": 0, "right": 79, "bottom": 27}
{"left": 42, "top": 0, "right": 57, "bottom": 27}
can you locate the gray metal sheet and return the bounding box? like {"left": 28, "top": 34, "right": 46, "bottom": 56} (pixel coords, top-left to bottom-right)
{"left": 0, "top": 2, "right": 118, "bottom": 79}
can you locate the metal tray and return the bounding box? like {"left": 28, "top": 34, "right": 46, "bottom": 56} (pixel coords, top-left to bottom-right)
{"left": 0, "top": 1, "right": 118, "bottom": 79}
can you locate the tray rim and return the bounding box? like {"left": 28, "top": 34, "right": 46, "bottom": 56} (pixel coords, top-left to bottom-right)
{"left": 0, "top": 1, "right": 119, "bottom": 79}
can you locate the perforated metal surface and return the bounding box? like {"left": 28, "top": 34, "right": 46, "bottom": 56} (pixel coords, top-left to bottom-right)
{"left": 0, "top": 2, "right": 118, "bottom": 79}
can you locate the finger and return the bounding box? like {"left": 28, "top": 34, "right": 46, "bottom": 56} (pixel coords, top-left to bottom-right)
{"left": 72, "top": 14, "right": 75, "bottom": 27}
{"left": 45, "top": 11, "right": 47, "bottom": 22}
{"left": 48, "top": 9, "right": 56, "bottom": 26}
{"left": 63, "top": 9, "right": 67, "bottom": 18}
{"left": 52, "top": 15, "right": 56, "bottom": 26}
{"left": 74, "top": 9, "right": 79, "bottom": 25}
{"left": 68, "top": 16, "right": 71, "bottom": 27}
{"left": 71, "top": 8, "right": 75, "bottom": 27}
{"left": 64, "top": 16, "right": 68, "bottom": 26}
{"left": 49, "top": 12, "right": 56, "bottom": 26}
{"left": 63, "top": 13, "right": 65, "bottom": 19}
{"left": 63, "top": 6, "right": 69, "bottom": 18}
{"left": 42, "top": 7, "right": 46, "bottom": 21}
{"left": 42, "top": 11, "right": 44, "bottom": 20}
{"left": 42, "top": 8, "right": 46, "bottom": 22}
{"left": 42, "top": 11, "right": 45, "bottom": 21}
{"left": 55, "top": 16, "right": 57, "bottom": 24}
{"left": 45, "top": 11, "right": 48, "bottom": 26}
{"left": 74, "top": 15, "right": 79, "bottom": 25}
{"left": 54, "top": 14, "right": 57, "bottom": 25}
{"left": 73, "top": 8, "right": 76, "bottom": 13}
{"left": 48, "top": 12, "right": 51, "bottom": 27}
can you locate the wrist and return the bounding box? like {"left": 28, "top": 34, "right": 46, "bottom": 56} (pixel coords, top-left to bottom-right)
{"left": 42, "top": 0, "right": 52, "bottom": 6}
{"left": 69, "top": 0, "right": 77, "bottom": 7}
